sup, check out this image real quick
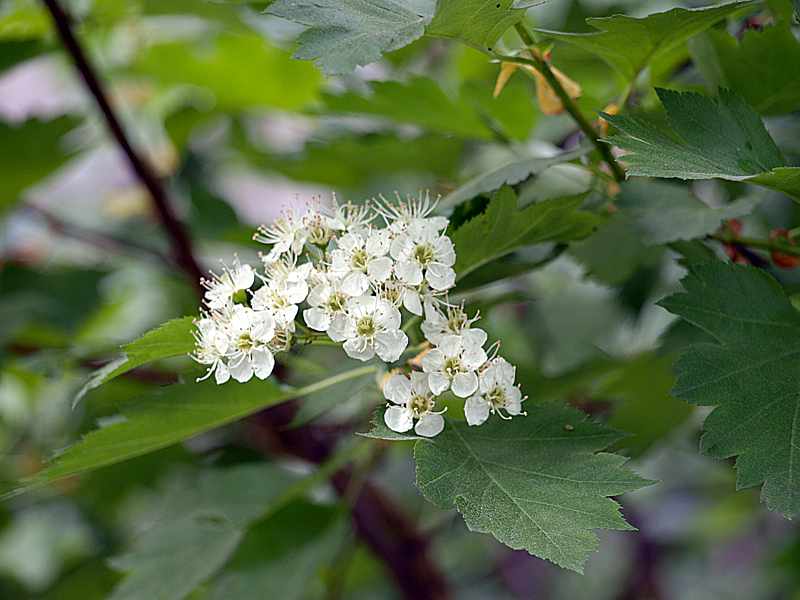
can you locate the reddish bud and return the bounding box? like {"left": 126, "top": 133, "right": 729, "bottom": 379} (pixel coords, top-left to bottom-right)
{"left": 769, "top": 228, "right": 800, "bottom": 269}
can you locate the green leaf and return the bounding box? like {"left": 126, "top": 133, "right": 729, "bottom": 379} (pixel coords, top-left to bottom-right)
{"left": 537, "top": 1, "right": 757, "bottom": 81}
{"left": 413, "top": 404, "right": 652, "bottom": 572}
{"left": 0, "top": 117, "right": 81, "bottom": 215}
{"left": 133, "top": 32, "right": 322, "bottom": 110}
{"left": 427, "top": 0, "right": 526, "bottom": 52}
{"left": 267, "top": 0, "right": 434, "bottom": 75}
{"left": 452, "top": 186, "right": 599, "bottom": 280}
{"left": 440, "top": 146, "right": 591, "bottom": 210}
{"left": 604, "top": 88, "right": 800, "bottom": 201}
{"left": 108, "top": 464, "right": 301, "bottom": 600}
{"left": 77, "top": 317, "right": 195, "bottom": 403}
{"left": 322, "top": 77, "right": 493, "bottom": 139}
{"left": 691, "top": 25, "right": 800, "bottom": 115}
{"left": 8, "top": 365, "right": 377, "bottom": 496}
{"left": 206, "top": 502, "right": 341, "bottom": 600}
{"left": 659, "top": 263, "right": 800, "bottom": 518}
{"left": 616, "top": 180, "right": 760, "bottom": 245}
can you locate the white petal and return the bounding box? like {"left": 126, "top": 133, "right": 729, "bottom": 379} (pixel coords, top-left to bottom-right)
{"left": 462, "top": 328, "right": 488, "bottom": 349}
{"left": 462, "top": 345, "right": 488, "bottom": 371}
{"left": 327, "top": 314, "right": 353, "bottom": 342}
{"left": 307, "top": 282, "right": 330, "bottom": 306}
{"left": 438, "top": 335, "right": 462, "bottom": 358}
{"left": 452, "top": 371, "right": 478, "bottom": 398}
{"left": 421, "top": 348, "right": 445, "bottom": 373}
{"left": 303, "top": 307, "right": 331, "bottom": 332}
{"left": 395, "top": 260, "right": 423, "bottom": 285}
{"left": 390, "top": 236, "right": 409, "bottom": 260}
{"left": 433, "top": 236, "right": 456, "bottom": 266}
{"left": 465, "top": 395, "right": 490, "bottom": 426}
{"left": 343, "top": 338, "right": 375, "bottom": 361}
{"left": 402, "top": 290, "right": 423, "bottom": 316}
{"left": 214, "top": 362, "right": 230, "bottom": 385}
{"left": 367, "top": 256, "right": 393, "bottom": 282}
{"left": 234, "top": 264, "right": 255, "bottom": 289}
{"left": 375, "top": 329, "right": 408, "bottom": 362}
{"left": 384, "top": 406, "right": 414, "bottom": 433}
{"left": 410, "top": 371, "right": 430, "bottom": 395}
{"left": 229, "top": 356, "right": 254, "bottom": 383}
{"left": 415, "top": 413, "right": 444, "bottom": 438}
{"left": 506, "top": 386, "right": 524, "bottom": 415}
{"left": 342, "top": 271, "right": 369, "bottom": 297}
{"left": 428, "top": 371, "right": 450, "bottom": 395}
{"left": 384, "top": 374, "right": 412, "bottom": 404}
{"left": 376, "top": 301, "right": 402, "bottom": 330}
{"left": 338, "top": 232, "right": 362, "bottom": 253}
{"left": 252, "top": 348, "right": 275, "bottom": 379}
{"left": 366, "top": 230, "right": 390, "bottom": 256}
{"left": 251, "top": 314, "right": 276, "bottom": 342}
{"left": 425, "top": 263, "right": 455, "bottom": 291}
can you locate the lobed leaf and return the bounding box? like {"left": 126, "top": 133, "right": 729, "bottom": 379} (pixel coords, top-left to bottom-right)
{"left": 538, "top": 1, "right": 757, "bottom": 80}
{"left": 660, "top": 263, "right": 800, "bottom": 517}
{"left": 427, "top": 0, "right": 527, "bottom": 52}
{"left": 605, "top": 88, "right": 800, "bottom": 201}
{"left": 414, "top": 404, "right": 652, "bottom": 572}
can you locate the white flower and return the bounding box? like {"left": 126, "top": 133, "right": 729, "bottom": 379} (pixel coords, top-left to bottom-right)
{"left": 329, "top": 229, "right": 393, "bottom": 297}
{"left": 254, "top": 209, "right": 309, "bottom": 263}
{"left": 390, "top": 222, "right": 456, "bottom": 292}
{"left": 382, "top": 372, "right": 445, "bottom": 437}
{"left": 303, "top": 271, "right": 348, "bottom": 332}
{"left": 376, "top": 191, "right": 448, "bottom": 235}
{"left": 324, "top": 196, "right": 375, "bottom": 233}
{"left": 464, "top": 357, "right": 526, "bottom": 426}
{"left": 192, "top": 316, "right": 232, "bottom": 384}
{"left": 421, "top": 333, "right": 487, "bottom": 398}
{"left": 201, "top": 257, "right": 255, "bottom": 310}
{"left": 422, "top": 303, "right": 485, "bottom": 346}
{"left": 223, "top": 305, "right": 277, "bottom": 383}
{"left": 328, "top": 295, "right": 408, "bottom": 362}
{"left": 252, "top": 258, "right": 312, "bottom": 324}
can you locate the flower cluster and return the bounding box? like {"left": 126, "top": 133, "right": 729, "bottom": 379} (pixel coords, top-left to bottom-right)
{"left": 191, "top": 193, "right": 526, "bottom": 436}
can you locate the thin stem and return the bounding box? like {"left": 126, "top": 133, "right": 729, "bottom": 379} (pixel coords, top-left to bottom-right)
{"left": 710, "top": 233, "right": 800, "bottom": 257}
{"left": 41, "top": 0, "right": 205, "bottom": 296}
{"left": 506, "top": 23, "right": 626, "bottom": 183}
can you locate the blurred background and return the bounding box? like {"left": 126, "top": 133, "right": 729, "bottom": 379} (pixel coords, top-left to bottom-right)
{"left": 1, "top": 0, "right": 800, "bottom": 598}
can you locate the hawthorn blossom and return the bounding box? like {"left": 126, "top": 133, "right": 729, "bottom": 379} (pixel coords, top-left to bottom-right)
{"left": 329, "top": 229, "right": 393, "bottom": 296}
{"left": 421, "top": 333, "right": 487, "bottom": 398}
{"left": 383, "top": 372, "right": 445, "bottom": 437}
{"left": 324, "top": 196, "right": 375, "bottom": 234}
{"left": 252, "top": 258, "right": 313, "bottom": 323}
{"left": 464, "top": 357, "right": 526, "bottom": 426}
{"left": 303, "top": 271, "right": 349, "bottom": 332}
{"left": 201, "top": 257, "right": 254, "bottom": 310}
{"left": 376, "top": 191, "right": 448, "bottom": 235}
{"left": 421, "top": 303, "right": 486, "bottom": 347}
{"left": 390, "top": 221, "right": 456, "bottom": 292}
{"left": 223, "top": 305, "right": 277, "bottom": 383}
{"left": 328, "top": 294, "right": 408, "bottom": 362}
{"left": 254, "top": 209, "right": 309, "bottom": 263}
{"left": 192, "top": 316, "right": 231, "bottom": 384}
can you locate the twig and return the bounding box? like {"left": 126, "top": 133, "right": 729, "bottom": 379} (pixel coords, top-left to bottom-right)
{"left": 24, "top": 204, "right": 173, "bottom": 266}
{"left": 501, "top": 23, "right": 626, "bottom": 183}
{"left": 710, "top": 232, "right": 800, "bottom": 257}
{"left": 41, "top": 0, "right": 204, "bottom": 295}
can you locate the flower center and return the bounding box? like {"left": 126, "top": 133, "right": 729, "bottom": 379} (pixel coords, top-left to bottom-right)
{"left": 447, "top": 310, "right": 467, "bottom": 333}
{"left": 443, "top": 356, "right": 463, "bottom": 377}
{"left": 326, "top": 292, "right": 346, "bottom": 313}
{"left": 413, "top": 243, "right": 435, "bottom": 267}
{"left": 409, "top": 393, "right": 434, "bottom": 418}
{"left": 356, "top": 316, "right": 377, "bottom": 338}
{"left": 236, "top": 332, "right": 254, "bottom": 352}
{"left": 351, "top": 248, "right": 369, "bottom": 271}
{"left": 487, "top": 386, "right": 506, "bottom": 409}
{"left": 232, "top": 289, "right": 248, "bottom": 305}
{"left": 268, "top": 327, "right": 292, "bottom": 352}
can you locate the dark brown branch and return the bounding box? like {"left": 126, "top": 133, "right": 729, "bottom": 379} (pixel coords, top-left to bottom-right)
{"left": 41, "top": 0, "right": 204, "bottom": 295}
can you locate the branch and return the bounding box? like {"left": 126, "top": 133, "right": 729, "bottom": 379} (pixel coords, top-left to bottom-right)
{"left": 711, "top": 232, "right": 800, "bottom": 257}
{"left": 41, "top": 0, "right": 204, "bottom": 295}
{"left": 503, "top": 23, "right": 626, "bottom": 183}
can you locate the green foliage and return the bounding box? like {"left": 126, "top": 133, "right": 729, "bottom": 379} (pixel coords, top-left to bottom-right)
{"left": 267, "top": 0, "right": 433, "bottom": 75}
{"left": 413, "top": 404, "right": 652, "bottom": 572}
{"left": 616, "top": 180, "right": 760, "bottom": 245}
{"left": 691, "top": 24, "right": 800, "bottom": 115}
{"left": 133, "top": 32, "right": 322, "bottom": 110}
{"left": 427, "top": 0, "right": 526, "bottom": 52}
{"left": 0, "top": 117, "right": 80, "bottom": 214}
{"left": 538, "top": 1, "right": 757, "bottom": 81}
{"left": 452, "top": 186, "right": 599, "bottom": 280}
{"left": 605, "top": 88, "right": 800, "bottom": 201}
{"left": 660, "top": 263, "right": 800, "bottom": 517}
{"left": 9, "top": 366, "right": 375, "bottom": 495}
{"left": 440, "top": 146, "right": 590, "bottom": 210}
{"left": 77, "top": 317, "right": 195, "bottom": 402}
